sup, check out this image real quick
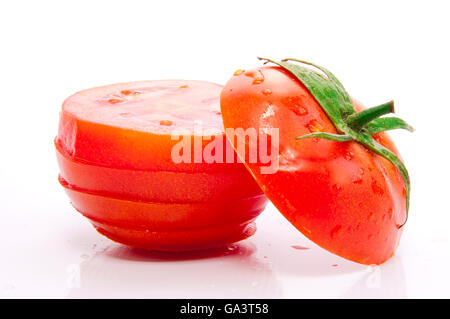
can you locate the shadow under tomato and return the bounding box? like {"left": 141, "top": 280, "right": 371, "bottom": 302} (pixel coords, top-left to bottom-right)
{"left": 101, "top": 242, "right": 256, "bottom": 262}
{"left": 67, "top": 240, "right": 282, "bottom": 298}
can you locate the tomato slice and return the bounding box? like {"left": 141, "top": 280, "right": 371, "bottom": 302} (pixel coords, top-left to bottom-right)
{"left": 57, "top": 80, "right": 242, "bottom": 172}
{"left": 59, "top": 177, "right": 266, "bottom": 251}
{"left": 55, "top": 142, "right": 263, "bottom": 203}
{"left": 220, "top": 66, "right": 406, "bottom": 264}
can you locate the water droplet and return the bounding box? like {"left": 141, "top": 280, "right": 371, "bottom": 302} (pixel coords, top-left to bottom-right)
{"left": 132, "top": 91, "right": 142, "bottom": 96}
{"left": 307, "top": 119, "right": 323, "bottom": 133}
{"left": 291, "top": 245, "right": 310, "bottom": 250}
{"left": 252, "top": 70, "right": 264, "bottom": 84}
{"left": 159, "top": 120, "right": 173, "bottom": 126}
{"left": 244, "top": 70, "right": 255, "bottom": 77}
{"left": 281, "top": 96, "right": 308, "bottom": 116}
{"left": 345, "top": 151, "right": 354, "bottom": 161}
{"left": 262, "top": 88, "right": 272, "bottom": 95}
{"left": 108, "top": 98, "right": 124, "bottom": 104}
{"left": 253, "top": 77, "right": 264, "bottom": 84}
{"left": 234, "top": 69, "right": 245, "bottom": 76}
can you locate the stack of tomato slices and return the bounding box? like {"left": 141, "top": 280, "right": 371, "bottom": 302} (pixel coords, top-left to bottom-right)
{"left": 55, "top": 80, "right": 268, "bottom": 251}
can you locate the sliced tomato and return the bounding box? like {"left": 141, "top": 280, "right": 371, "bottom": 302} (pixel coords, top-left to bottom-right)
{"left": 59, "top": 177, "right": 265, "bottom": 251}
{"left": 57, "top": 80, "right": 242, "bottom": 173}
{"left": 55, "top": 142, "right": 263, "bottom": 203}
{"left": 220, "top": 66, "right": 406, "bottom": 264}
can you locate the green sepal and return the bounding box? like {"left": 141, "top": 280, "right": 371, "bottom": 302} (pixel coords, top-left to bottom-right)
{"left": 365, "top": 117, "right": 415, "bottom": 135}
{"left": 259, "top": 57, "right": 413, "bottom": 228}
{"left": 296, "top": 132, "right": 353, "bottom": 142}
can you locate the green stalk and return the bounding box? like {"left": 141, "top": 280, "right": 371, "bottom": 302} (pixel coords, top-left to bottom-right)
{"left": 347, "top": 101, "right": 394, "bottom": 130}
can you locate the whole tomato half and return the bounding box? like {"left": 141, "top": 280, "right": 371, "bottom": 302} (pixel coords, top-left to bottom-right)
{"left": 220, "top": 59, "right": 413, "bottom": 264}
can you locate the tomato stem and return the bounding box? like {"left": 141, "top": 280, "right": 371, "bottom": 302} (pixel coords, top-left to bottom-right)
{"left": 347, "top": 101, "right": 394, "bottom": 130}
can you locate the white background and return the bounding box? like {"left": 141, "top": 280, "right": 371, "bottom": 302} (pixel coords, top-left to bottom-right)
{"left": 1, "top": 0, "right": 449, "bottom": 298}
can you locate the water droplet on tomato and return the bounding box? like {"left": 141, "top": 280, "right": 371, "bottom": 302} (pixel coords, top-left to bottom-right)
{"left": 332, "top": 184, "right": 342, "bottom": 191}
{"left": 344, "top": 151, "right": 354, "bottom": 161}
{"left": 159, "top": 120, "right": 173, "bottom": 126}
{"left": 244, "top": 70, "right": 255, "bottom": 77}
{"left": 234, "top": 69, "right": 245, "bottom": 76}
{"left": 307, "top": 119, "right": 323, "bottom": 133}
{"left": 263, "top": 88, "right": 272, "bottom": 95}
{"left": 108, "top": 98, "right": 124, "bottom": 104}
{"left": 253, "top": 77, "right": 264, "bottom": 84}
{"left": 291, "top": 245, "right": 310, "bottom": 250}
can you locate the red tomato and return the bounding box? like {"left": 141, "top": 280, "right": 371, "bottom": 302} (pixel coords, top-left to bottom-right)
{"left": 220, "top": 66, "right": 406, "bottom": 264}
{"left": 59, "top": 178, "right": 265, "bottom": 251}
{"left": 55, "top": 142, "right": 262, "bottom": 203}
{"left": 56, "top": 80, "right": 268, "bottom": 250}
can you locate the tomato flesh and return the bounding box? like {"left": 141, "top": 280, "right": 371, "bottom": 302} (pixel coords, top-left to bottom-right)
{"left": 57, "top": 80, "right": 241, "bottom": 172}
{"left": 220, "top": 67, "right": 406, "bottom": 264}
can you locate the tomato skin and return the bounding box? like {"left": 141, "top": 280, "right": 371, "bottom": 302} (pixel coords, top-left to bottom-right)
{"left": 55, "top": 142, "right": 263, "bottom": 203}
{"left": 59, "top": 177, "right": 264, "bottom": 251}
{"left": 221, "top": 66, "right": 406, "bottom": 265}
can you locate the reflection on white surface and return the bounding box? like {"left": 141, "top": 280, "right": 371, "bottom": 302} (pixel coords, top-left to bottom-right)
{"left": 57, "top": 205, "right": 408, "bottom": 299}
{"left": 67, "top": 242, "right": 282, "bottom": 298}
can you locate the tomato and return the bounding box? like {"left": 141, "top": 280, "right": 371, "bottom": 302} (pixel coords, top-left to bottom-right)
{"left": 57, "top": 80, "right": 241, "bottom": 173}
{"left": 59, "top": 178, "right": 265, "bottom": 251}
{"left": 56, "top": 80, "right": 268, "bottom": 250}
{"left": 220, "top": 66, "right": 407, "bottom": 264}
{"left": 55, "top": 142, "right": 262, "bottom": 203}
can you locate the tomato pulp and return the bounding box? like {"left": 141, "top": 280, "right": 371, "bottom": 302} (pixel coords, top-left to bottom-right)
{"left": 220, "top": 67, "right": 406, "bottom": 264}
{"left": 56, "top": 80, "right": 267, "bottom": 250}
